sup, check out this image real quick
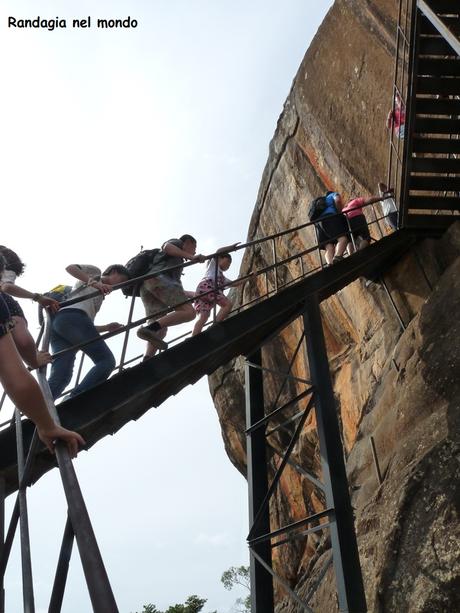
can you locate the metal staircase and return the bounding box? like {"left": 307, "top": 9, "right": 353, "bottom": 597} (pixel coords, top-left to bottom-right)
{"left": 0, "top": 1, "right": 460, "bottom": 611}
{"left": 390, "top": 0, "right": 460, "bottom": 227}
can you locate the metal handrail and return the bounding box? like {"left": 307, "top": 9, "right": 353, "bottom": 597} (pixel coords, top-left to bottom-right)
{"left": 0, "top": 198, "right": 397, "bottom": 408}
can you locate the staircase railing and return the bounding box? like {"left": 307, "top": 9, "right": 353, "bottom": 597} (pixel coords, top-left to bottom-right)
{"left": 0, "top": 201, "right": 400, "bottom": 611}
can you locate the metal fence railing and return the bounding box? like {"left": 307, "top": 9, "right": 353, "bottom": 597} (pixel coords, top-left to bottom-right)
{"left": 0, "top": 198, "right": 398, "bottom": 612}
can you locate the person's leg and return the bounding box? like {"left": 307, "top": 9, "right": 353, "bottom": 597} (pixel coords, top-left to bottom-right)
{"left": 157, "top": 302, "right": 195, "bottom": 327}
{"left": 48, "top": 319, "right": 77, "bottom": 399}
{"left": 144, "top": 277, "right": 195, "bottom": 329}
{"left": 66, "top": 315, "right": 115, "bottom": 396}
{"left": 334, "top": 236, "right": 348, "bottom": 258}
{"left": 324, "top": 244, "right": 335, "bottom": 265}
{"left": 192, "top": 311, "right": 210, "bottom": 336}
{"left": 215, "top": 295, "right": 232, "bottom": 322}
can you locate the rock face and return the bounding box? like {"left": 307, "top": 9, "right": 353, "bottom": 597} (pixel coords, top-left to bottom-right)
{"left": 208, "top": 1, "right": 460, "bottom": 611}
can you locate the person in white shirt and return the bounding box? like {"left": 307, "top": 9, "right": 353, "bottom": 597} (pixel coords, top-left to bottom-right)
{"left": 47, "top": 263, "right": 129, "bottom": 399}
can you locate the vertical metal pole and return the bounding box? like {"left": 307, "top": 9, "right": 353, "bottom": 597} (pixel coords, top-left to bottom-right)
{"left": 302, "top": 298, "right": 367, "bottom": 613}
{"left": 314, "top": 224, "right": 324, "bottom": 269}
{"left": 213, "top": 256, "right": 219, "bottom": 323}
{"left": 48, "top": 516, "right": 75, "bottom": 613}
{"left": 245, "top": 350, "right": 274, "bottom": 613}
{"left": 0, "top": 478, "right": 5, "bottom": 613}
{"left": 345, "top": 216, "right": 357, "bottom": 252}
{"left": 299, "top": 255, "right": 305, "bottom": 279}
{"left": 74, "top": 353, "right": 85, "bottom": 388}
{"left": 119, "top": 292, "right": 137, "bottom": 372}
{"left": 400, "top": 1, "right": 420, "bottom": 228}
{"left": 15, "top": 409, "right": 36, "bottom": 613}
{"left": 272, "top": 239, "right": 278, "bottom": 293}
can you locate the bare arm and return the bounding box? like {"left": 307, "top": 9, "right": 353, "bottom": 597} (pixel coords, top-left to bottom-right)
{"left": 0, "top": 333, "right": 85, "bottom": 457}
{"left": 66, "top": 264, "right": 112, "bottom": 295}
{"left": 0, "top": 282, "right": 60, "bottom": 312}
{"left": 363, "top": 190, "right": 394, "bottom": 206}
{"left": 163, "top": 243, "right": 206, "bottom": 262}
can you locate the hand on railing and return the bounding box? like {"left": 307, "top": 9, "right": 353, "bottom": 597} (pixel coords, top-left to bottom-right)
{"left": 88, "top": 279, "right": 113, "bottom": 295}
{"left": 191, "top": 254, "right": 207, "bottom": 263}
{"left": 37, "top": 423, "right": 85, "bottom": 458}
{"left": 34, "top": 294, "right": 61, "bottom": 313}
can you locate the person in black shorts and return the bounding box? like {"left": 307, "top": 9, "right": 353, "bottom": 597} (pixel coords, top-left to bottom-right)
{"left": 316, "top": 192, "right": 349, "bottom": 265}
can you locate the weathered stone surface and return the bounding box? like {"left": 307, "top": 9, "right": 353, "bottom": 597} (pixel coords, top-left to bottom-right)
{"left": 209, "top": 1, "right": 460, "bottom": 611}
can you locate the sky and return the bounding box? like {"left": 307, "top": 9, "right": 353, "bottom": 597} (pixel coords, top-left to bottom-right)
{"left": 0, "top": 1, "right": 334, "bottom": 611}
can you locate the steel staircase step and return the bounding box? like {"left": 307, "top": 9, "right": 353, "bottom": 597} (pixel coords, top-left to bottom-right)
{"left": 404, "top": 213, "right": 458, "bottom": 229}
{"left": 414, "top": 116, "right": 460, "bottom": 133}
{"left": 409, "top": 175, "right": 460, "bottom": 190}
{"left": 420, "top": 16, "right": 460, "bottom": 36}
{"left": 417, "top": 58, "right": 460, "bottom": 77}
{"left": 416, "top": 76, "right": 460, "bottom": 95}
{"left": 412, "top": 136, "right": 460, "bottom": 153}
{"left": 415, "top": 97, "right": 460, "bottom": 115}
{"left": 419, "top": 37, "right": 458, "bottom": 55}
{"left": 410, "top": 156, "right": 460, "bottom": 173}
{"left": 429, "top": 0, "right": 460, "bottom": 14}
{"left": 408, "top": 195, "right": 460, "bottom": 210}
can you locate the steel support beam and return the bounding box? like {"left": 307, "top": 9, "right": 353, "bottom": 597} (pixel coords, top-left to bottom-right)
{"left": 37, "top": 372, "right": 119, "bottom": 613}
{"left": 245, "top": 349, "right": 274, "bottom": 613}
{"left": 0, "top": 478, "right": 4, "bottom": 613}
{"left": 15, "top": 410, "right": 35, "bottom": 613}
{"left": 302, "top": 297, "right": 367, "bottom": 613}
{"left": 48, "top": 516, "right": 75, "bottom": 613}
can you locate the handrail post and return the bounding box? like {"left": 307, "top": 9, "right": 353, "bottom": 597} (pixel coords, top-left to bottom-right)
{"left": 272, "top": 239, "right": 278, "bottom": 293}
{"left": 15, "top": 409, "right": 36, "bottom": 613}
{"left": 119, "top": 291, "right": 137, "bottom": 372}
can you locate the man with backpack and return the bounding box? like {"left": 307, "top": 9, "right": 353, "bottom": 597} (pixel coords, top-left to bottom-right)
{"left": 135, "top": 235, "right": 205, "bottom": 359}
{"left": 309, "top": 191, "right": 349, "bottom": 265}
{"left": 47, "top": 263, "right": 130, "bottom": 399}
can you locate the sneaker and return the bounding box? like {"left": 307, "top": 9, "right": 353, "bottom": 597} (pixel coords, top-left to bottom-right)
{"left": 137, "top": 325, "right": 168, "bottom": 350}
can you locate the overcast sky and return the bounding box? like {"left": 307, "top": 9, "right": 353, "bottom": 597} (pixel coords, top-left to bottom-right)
{"left": 0, "top": 1, "right": 333, "bottom": 611}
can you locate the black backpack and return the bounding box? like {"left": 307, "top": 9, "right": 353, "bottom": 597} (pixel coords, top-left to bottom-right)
{"left": 308, "top": 196, "right": 328, "bottom": 221}
{"left": 123, "top": 249, "right": 161, "bottom": 296}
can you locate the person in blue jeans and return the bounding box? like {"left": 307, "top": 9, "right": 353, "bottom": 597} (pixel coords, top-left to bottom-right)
{"left": 48, "top": 263, "right": 130, "bottom": 399}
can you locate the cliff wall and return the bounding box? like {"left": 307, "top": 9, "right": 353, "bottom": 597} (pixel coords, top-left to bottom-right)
{"left": 209, "top": 1, "right": 460, "bottom": 611}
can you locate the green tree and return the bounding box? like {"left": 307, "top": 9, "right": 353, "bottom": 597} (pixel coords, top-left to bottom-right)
{"left": 133, "top": 594, "right": 215, "bottom": 613}
{"left": 165, "top": 594, "right": 208, "bottom": 613}
{"left": 221, "top": 566, "right": 250, "bottom": 613}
